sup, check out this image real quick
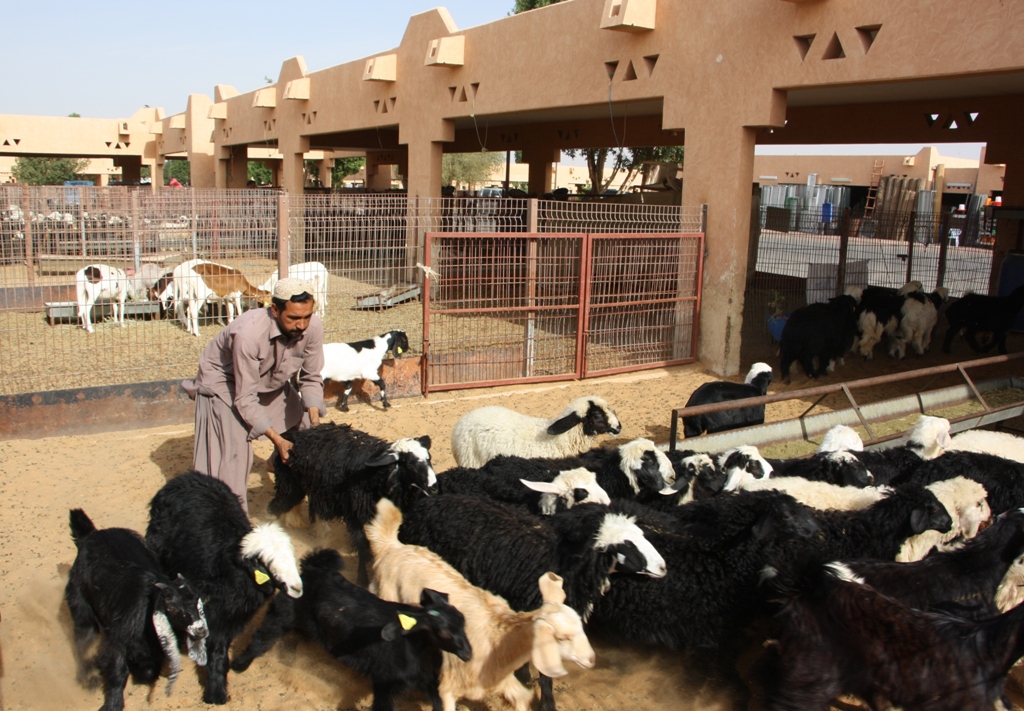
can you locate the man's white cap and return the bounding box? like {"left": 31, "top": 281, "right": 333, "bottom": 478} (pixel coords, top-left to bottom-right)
{"left": 273, "top": 278, "right": 315, "bottom": 301}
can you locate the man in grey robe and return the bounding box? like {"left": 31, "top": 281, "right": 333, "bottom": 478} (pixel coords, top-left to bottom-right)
{"left": 181, "top": 277, "right": 325, "bottom": 512}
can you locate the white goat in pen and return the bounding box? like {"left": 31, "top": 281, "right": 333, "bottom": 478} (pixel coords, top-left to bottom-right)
{"left": 75, "top": 263, "right": 129, "bottom": 333}
{"left": 259, "top": 261, "right": 329, "bottom": 318}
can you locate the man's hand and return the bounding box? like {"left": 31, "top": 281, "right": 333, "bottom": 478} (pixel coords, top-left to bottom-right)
{"left": 266, "top": 428, "right": 294, "bottom": 463}
{"left": 308, "top": 407, "right": 320, "bottom": 428}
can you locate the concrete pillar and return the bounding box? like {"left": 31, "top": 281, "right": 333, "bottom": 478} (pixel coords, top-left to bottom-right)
{"left": 366, "top": 151, "right": 397, "bottom": 191}
{"left": 405, "top": 140, "right": 443, "bottom": 199}
{"left": 118, "top": 157, "right": 143, "bottom": 185}
{"left": 152, "top": 161, "right": 164, "bottom": 193}
{"left": 990, "top": 154, "right": 1024, "bottom": 293}
{"left": 319, "top": 159, "right": 333, "bottom": 189}
{"left": 270, "top": 160, "right": 281, "bottom": 187}
{"left": 681, "top": 121, "right": 758, "bottom": 377}
{"left": 523, "top": 147, "right": 559, "bottom": 196}
{"left": 280, "top": 150, "right": 306, "bottom": 195}
{"left": 217, "top": 146, "right": 249, "bottom": 189}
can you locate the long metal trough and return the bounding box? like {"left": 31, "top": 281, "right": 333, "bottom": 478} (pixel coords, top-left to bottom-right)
{"left": 670, "top": 353, "right": 1024, "bottom": 453}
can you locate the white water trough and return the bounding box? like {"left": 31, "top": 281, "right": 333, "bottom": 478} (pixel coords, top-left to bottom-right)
{"left": 670, "top": 354, "right": 1024, "bottom": 454}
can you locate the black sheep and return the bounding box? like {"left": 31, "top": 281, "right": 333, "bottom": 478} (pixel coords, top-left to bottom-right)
{"left": 897, "top": 449, "right": 1024, "bottom": 515}
{"left": 65, "top": 509, "right": 208, "bottom": 711}
{"left": 779, "top": 291, "right": 859, "bottom": 382}
{"left": 682, "top": 363, "right": 773, "bottom": 437}
{"left": 849, "top": 415, "right": 951, "bottom": 486}
{"left": 765, "top": 450, "right": 874, "bottom": 488}
{"left": 844, "top": 507, "right": 1024, "bottom": 620}
{"left": 587, "top": 492, "right": 820, "bottom": 681}
{"left": 942, "top": 283, "right": 1024, "bottom": 354}
{"left": 657, "top": 449, "right": 725, "bottom": 505}
{"left": 231, "top": 549, "right": 472, "bottom": 711}
{"left": 268, "top": 422, "right": 436, "bottom": 583}
{"left": 435, "top": 455, "right": 610, "bottom": 514}
{"left": 145, "top": 472, "right": 303, "bottom": 705}
{"left": 762, "top": 560, "right": 1024, "bottom": 711}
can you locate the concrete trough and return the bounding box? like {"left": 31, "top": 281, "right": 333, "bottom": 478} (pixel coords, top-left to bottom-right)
{"left": 45, "top": 300, "right": 162, "bottom": 325}
{"left": 673, "top": 374, "right": 1024, "bottom": 454}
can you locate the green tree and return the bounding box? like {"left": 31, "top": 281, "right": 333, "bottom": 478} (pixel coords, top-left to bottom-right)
{"left": 67, "top": 112, "right": 81, "bottom": 118}
{"left": 332, "top": 157, "right": 365, "bottom": 187}
{"left": 12, "top": 157, "right": 89, "bottom": 185}
{"left": 163, "top": 159, "right": 191, "bottom": 185}
{"left": 512, "top": 0, "right": 564, "bottom": 12}
{"left": 248, "top": 161, "right": 273, "bottom": 186}
{"left": 442, "top": 152, "right": 503, "bottom": 189}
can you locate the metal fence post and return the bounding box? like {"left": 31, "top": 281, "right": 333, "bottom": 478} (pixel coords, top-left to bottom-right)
{"left": 936, "top": 210, "right": 951, "bottom": 290}
{"left": 904, "top": 211, "right": 916, "bottom": 285}
{"left": 277, "top": 192, "right": 290, "bottom": 280}
{"left": 130, "top": 191, "right": 141, "bottom": 275}
{"left": 836, "top": 208, "right": 851, "bottom": 296}
{"left": 20, "top": 187, "right": 35, "bottom": 288}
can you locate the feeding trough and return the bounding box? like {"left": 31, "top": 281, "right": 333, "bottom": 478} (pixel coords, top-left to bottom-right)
{"left": 353, "top": 283, "right": 421, "bottom": 310}
{"left": 45, "top": 300, "right": 162, "bottom": 325}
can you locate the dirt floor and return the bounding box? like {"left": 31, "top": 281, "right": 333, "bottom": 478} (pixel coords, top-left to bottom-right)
{"left": 2, "top": 336, "right": 1024, "bottom": 711}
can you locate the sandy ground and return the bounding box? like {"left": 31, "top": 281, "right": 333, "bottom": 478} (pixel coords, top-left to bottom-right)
{"left": 2, "top": 343, "right": 1024, "bottom": 711}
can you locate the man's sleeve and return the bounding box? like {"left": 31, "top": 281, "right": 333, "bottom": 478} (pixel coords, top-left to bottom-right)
{"left": 232, "top": 333, "right": 272, "bottom": 437}
{"left": 298, "top": 317, "right": 326, "bottom": 416}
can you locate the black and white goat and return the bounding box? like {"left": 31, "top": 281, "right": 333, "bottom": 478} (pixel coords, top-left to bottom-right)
{"left": 145, "top": 472, "right": 303, "bottom": 705}
{"left": 436, "top": 456, "right": 610, "bottom": 515}
{"left": 450, "top": 396, "right": 622, "bottom": 468}
{"left": 942, "top": 283, "right": 1024, "bottom": 355}
{"left": 65, "top": 509, "right": 208, "bottom": 711}
{"left": 231, "top": 548, "right": 472, "bottom": 711}
{"left": 779, "top": 289, "right": 860, "bottom": 382}
{"left": 321, "top": 330, "right": 409, "bottom": 411}
{"left": 268, "top": 422, "right": 436, "bottom": 584}
{"left": 763, "top": 560, "right": 1024, "bottom": 711}
{"left": 682, "top": 363, "right": 772, "bottom": 438}
{"left": 530, "top": 438, "right": 676, "bottom": 501}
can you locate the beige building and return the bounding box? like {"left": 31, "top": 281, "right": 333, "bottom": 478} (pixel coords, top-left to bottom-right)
{"left": 3, "top": 0, "right": 1024, "bottom": 375}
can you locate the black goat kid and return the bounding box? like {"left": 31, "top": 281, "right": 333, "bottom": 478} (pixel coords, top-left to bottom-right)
{"left": 65, "top": 509, "right": 208, "bottom": 711}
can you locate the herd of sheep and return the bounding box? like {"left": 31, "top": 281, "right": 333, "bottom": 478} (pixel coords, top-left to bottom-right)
{"left": 63, "top": 384, "right": 1024, "bottom": 711}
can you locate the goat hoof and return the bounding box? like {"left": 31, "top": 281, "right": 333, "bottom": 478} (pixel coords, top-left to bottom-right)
{"left": 340, "top": 404, "right": 349, "bottom": 413}
{"left": 382, "top": 401, "right": 391, "bottom": 409}
{"left": 203, "top": 689, "right": 228, "bottom": 705}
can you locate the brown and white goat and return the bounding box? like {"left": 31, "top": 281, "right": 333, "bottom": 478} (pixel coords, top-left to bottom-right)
{"left": 191, "top": 262, "right": 270, "bottom": 324}
{"left": 366, "top": 498, "right": 595, "bottom": 711}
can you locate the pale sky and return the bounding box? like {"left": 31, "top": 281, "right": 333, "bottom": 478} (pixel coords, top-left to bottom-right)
{"left": 1, "top": 1, "right": 987, "bottom": 163}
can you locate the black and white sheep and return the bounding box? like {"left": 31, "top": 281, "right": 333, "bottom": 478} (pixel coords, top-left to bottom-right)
{"left": 817, "top": 424, "right": 864, "bottom": 453}
{"left": 435, "top": 456, "right": 610, "bottom": 515}
{"left": 65, "top": 509, "right": 208, "bottom": 711}
{"left": 763, "top": 450, "right": 874, "bottom": 488}
{"left": 659, "top": 449, "right": 724, "bottom": 504}
{"left": 231, "top": 548, "right": 473, "bottom": 711}
{"left": 145, "top": 472, "right": 303, "bottom": 705}
{"left": 738, "top": 477, "right": 890, "bottom": 511}
{"left": 397, "top": 495, "right": 664, "bottom": 711}
{"left": 718, "top": 445, "right": 775, "bottom": 491}
{"left": 843, "top": 506, "right": 1024, "bottom": 620}
{"left": 949, "top": 428, "right": 1024, "bottom": 463}
{"left": 942, "top": 283, "right": 1024, "bottom": 355}
{"left": 321, "top": 330, "right": 409, "bottom": 411}
{"left": 450, "top": 396, "right": 621, "bottom": 468}
{"left": 849, "top": 415, "right": 951, "bottom": 486}
{"left": 899, "top": 286, "right": 948, "bottom": 356}
{"left": 852, "top": 285, "right": 908, "bottom": 360}
{"left": 530, "top": 438, "right": 675, "bottom": 501}
{"left": 762, "top": 560, "right": 1024, "bottom": 711}
{"left": 778, "top": 289, "right": 860, "bottom": 382}
{"left": 682, "top": 363, "right": 772, "bottom": 438}
{"left": 267, "top": 422, "right": 436, "bottom": 584}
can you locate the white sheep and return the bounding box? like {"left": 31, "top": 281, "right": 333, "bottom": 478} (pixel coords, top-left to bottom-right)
{"left": 817, "top": 424, "right": 865, "bottom": 453}
{"left": 948, "top": 429, "right": 1024, "bottom": 463}
{"left": 75, "top": 263, "right": 129, "bottom": 333}
{"left": 259, "top": 261, "right": 329, "bottom": 319}
{"left": 899, "top": 287, "right": 948, "bottom": 356}
{"left": 451, "top": 396, "right": 622, "bottom": 468}
{"left": 738, "top": 477, "right": 892, "bottom": 511}
{"left": 367, "top": 499, "right": 595, "bottom": 711}
{"left": 896, "top": 476, "right": 991, "bottom": 562}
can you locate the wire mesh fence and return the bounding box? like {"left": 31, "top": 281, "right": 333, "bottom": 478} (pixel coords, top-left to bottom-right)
{"left": 743, "top": 205, "right": 995, "bottom": 362}
{"left": 538, "top": 200, "right": 703, "bottom": 233}
{"left": 1, "top": 187, "right": 698, "bottom": 396}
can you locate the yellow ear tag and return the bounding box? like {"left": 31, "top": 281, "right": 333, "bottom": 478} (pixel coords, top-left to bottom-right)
{"left": 254, "top": 569, "right": 271, "bottom": 585}
{"left": 396, "top": 347, "right": 403, "bottom": 354}
{"left": 398, "top": 614, "right": 417, "bottom": 631}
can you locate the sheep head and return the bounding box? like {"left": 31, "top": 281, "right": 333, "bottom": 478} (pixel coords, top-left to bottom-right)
{"left": 618, "top": 438, "right": 675, "bottom": 494}
{"left": 531, "top": 573, "right": 595, "bottom": 677}
{"left": 719, "top": 446, "right": 773, "bottom": 492}
{"left": 547, "top": 396, "right": 622, "bottom": 437}
{"left": 382, "top": 436, "right": 437, "bottom": 498}
{"left": 240, "top": 522, "right": 303, "bottom": 598}
{"left": 593, "top": 513, "right": 666, "bottom": 578}
{"left": 520, "top": 468, "right": 610, "bottom": 515}
{"left": 152, "top": 573, "right": 208, "bottom": 696}
{"left": 907, "top": 416, "right": 952, "bottom": 459}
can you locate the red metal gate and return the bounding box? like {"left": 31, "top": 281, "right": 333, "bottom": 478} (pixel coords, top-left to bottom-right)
{"left": 422, "top": 231, "right": 704, "bottom": 393}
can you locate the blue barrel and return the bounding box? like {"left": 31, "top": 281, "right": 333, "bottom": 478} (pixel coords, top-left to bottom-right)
{"left": 821, "top": 202, "right": 833, "bottom": 223}
{"left": 996, "top": 250, "right": 1024, "bottom": 332}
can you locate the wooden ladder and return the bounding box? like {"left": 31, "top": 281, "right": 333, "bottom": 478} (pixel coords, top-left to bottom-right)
{"left": 863, "top": 159, "right": 885, "bottom": 218}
